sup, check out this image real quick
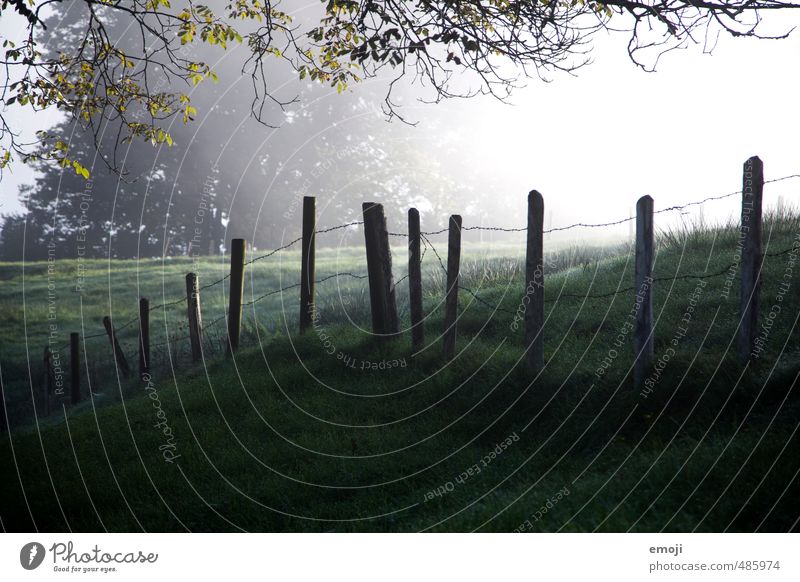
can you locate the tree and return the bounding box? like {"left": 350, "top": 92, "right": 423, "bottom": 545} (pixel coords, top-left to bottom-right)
{"left": 0, "top": 212, "right": 32, "bottom": 260}
{"left": 0, "top": 3, "right": 489, "bottom": 259}
{"left": 1, "top": 0, "right": 799, "bottom": 179}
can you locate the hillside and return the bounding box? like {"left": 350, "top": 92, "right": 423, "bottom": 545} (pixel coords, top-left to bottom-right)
{"left": 0, "top": 215, "right": 798, "bottom": 532}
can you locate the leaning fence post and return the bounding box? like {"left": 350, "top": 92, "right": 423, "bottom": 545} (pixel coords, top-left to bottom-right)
{"left": 362, "top": 202, "right": 399, "bottom": 338}
{"left": 139, "top": 297, "right": 150, "bottom": 378}
{"left": 186, "top": 273, "right": 203, "bottom": 362}
{"left": 634, "top": 195, "right": 654, "bottom": 389}
{"left": 525, "top": 190, "right": 545, "bottom": 373}
{"left": 737, "top": 156, "right": 764, "bottom": 363}
{"left": 70, "top": 332, "right": 81, "bottom": 405}
{"left": 227, "top": 238, "right": 246, "bottom": 353}
{"left": 408, "top": 208, "right": 424, "bottom": 348}
{"left": 103, "top": 316, "right": 131, "bottom": 377}
{"left": 42, "top": 347, "right": 52, "bottom": 416}
{"left": 299, "top": 196, "right": 316, "bottom": 332}
{"left": 443, "top": 215, "right": 462, "bottom": 360}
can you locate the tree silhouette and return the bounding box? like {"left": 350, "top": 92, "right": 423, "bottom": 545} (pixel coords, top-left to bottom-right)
{"left": 1, "top": 0, "right": 799, "bottom": 177}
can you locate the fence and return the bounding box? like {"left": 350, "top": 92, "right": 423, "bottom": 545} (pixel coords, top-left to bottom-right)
{"left": 1, "top": 156, "right": 798, "bottom": 433}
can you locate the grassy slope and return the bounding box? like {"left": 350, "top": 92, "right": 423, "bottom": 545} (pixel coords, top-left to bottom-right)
{"left": 0, "top": 217, "right": 798, "bottom": 532}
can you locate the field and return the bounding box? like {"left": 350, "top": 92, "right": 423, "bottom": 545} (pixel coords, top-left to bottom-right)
{"left": 0, "top": 214, "right": 798, "bottom": 532}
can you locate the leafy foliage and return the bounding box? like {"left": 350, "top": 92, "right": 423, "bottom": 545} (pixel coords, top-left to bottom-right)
{"left": 1, "top": 0, "right": 799, "bottom": 176}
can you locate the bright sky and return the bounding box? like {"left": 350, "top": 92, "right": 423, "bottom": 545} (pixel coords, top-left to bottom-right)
{"left": 2, "top": 9, "right": 800, "bottom": 238}
{"left": 462, "top": 17, "right": 800, "bottom": 234}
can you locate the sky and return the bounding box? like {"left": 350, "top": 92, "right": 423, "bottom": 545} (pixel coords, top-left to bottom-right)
{"left": 2, "top": 7, "right": 800, "bottom": 240}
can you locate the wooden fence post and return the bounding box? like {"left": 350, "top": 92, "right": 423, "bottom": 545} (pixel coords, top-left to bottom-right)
{"left": 408, "top": 208, "right": 424, "bottom": 348}
{"left": 443, "top": 214, "right": 462, "bottom": 360}
{"left": 103, "top": 316, "right": 131, "bottom": 377}
{"left": 525, "top": 190, "right": 545, "bottom": 373}
{"left": 299, "top": 196, "right": 316, "bottom": 333}
{"left": 737, "top": 156, "right": 764, "bottom": 363}
{"left": 362, "top": 202, "right": 399, "bottom": 338}
{"left": 42, "top": 347, "right": 52, "bottom": 416}
{"left": 634, "top": 195, "right": 654, "bottom": 389}
{"left": 139, "top": 297, "right": 150, "bottom": 378}
{"left": 186, "top": 273, "right": 203, "bottom": 362}
{"left": 227, "top": 238, "right": 246, "bottom": 353}
{"left": 70, "top": 332, "right": 80, "bottom": 405}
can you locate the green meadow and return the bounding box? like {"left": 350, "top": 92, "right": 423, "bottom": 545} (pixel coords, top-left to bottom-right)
{"left": 0, "top": 214, "right": 798, "bottom": 532}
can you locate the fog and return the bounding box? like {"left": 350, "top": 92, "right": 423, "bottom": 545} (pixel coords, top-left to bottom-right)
{"left": 2, "top": 4, "right": 800, "bottom": 256}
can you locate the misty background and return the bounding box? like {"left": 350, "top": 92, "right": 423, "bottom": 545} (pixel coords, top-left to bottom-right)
{"left": 1, "top": 3, "right": 800, "bottom": 260}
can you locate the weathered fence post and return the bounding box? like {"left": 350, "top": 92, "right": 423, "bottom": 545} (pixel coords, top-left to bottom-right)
{"left": 443, "top": 214, "right": 462, "bottom": 360}
{"left": 362, "top": 202, "right": 399, "bottom": 338}
{"left": 525, "top": 191, "right": 545, "bottom": 373}
{"left": 185, "top": 273, "right": 203, "bottom": 362}
{"left": 103, "top": 316, "right": 131, "bottom": 377}
{"left": 737, "top": 156, "right": 764, "bottom": 363}
{"left": 408, "top": 207, "right": 424, "bottom": 348}
{"left": 42, "top": 347, "right": 52, "bottom": 416}
{"left": 299, "top": 196, "right": 316, "bottom": 332}
{"left": 70, "top": 332, "right": 80, "bottom": 405}
{"left": 634, "top": 195, "right": 654, "bottom": 389}
{"left": 227, "top": 238, "right": 246, "bottom": 353}
{"left": 139, "top": 297, "right": 150, "bottom": 378}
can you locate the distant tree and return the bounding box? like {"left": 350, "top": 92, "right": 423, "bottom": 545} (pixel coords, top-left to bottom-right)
{"left": 0, "top": 213, "right": 30, "bottom": 260}
{"left": 1, "top": 0, "right": 799, "bottom": 179}
{"left": 0, "top": 6, "right": 480, "bottom": 259}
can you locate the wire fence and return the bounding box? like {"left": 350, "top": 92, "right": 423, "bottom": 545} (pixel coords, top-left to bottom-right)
{"left": 7, "top": 169, "right": 800, "bottom": 430}
{"left": 56, "top": 172, "right": 800, "bottom": 350}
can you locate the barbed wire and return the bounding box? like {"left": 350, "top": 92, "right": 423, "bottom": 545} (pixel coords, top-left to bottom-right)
{"left": 459, "top": 285, "right": 518, "bottom": 315}
{"left": 202, "top": 314, "right": 227, "bottom": 331}
{"left": 315, "top": 221, "right": 364, "bottom": 234}
{"left": 245, "top": 221, "right": 364, "bottom": 266}
{"left": 54, "top": 174, "right": 800, "bottom": 351}
{"left": 459, "top": 244, "right": 799, "bottom": 312}
{"left": 419, "top": 174, "right": 800, "bottom": 236}
{"left": 421, "top": 232, "right": 448, "bottom": 275}
{"left": 25, "top": 176, "right": 799, "bottom": 433}
{"left": 146, "top": 271, "right": 372, "bottom": 349}
{"left": 243, "top": 271, "right": 368, "bottom": 307}
{"left": 73, "top": 269, "right": 371, "bottom": 350}
{"left": 764, "top": 245, "right": 799, "bottom": 258}
{"left": 198, "top": 274, "right": 230, "bottom": 291}
{"left": 80, "top": 237, "right": 797, "bottom": 352}
{"left": 393, "top": 274, "right": 409, "bottom": 291}
{"left": 245, "top": 237, "right": 302, "bottom": 266}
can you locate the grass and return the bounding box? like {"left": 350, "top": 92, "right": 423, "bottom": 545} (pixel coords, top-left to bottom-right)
{"left": 0, "top": 212, "right": 798, "bottom": 532}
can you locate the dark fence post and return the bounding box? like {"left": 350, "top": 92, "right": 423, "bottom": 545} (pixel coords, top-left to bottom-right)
{"left": 408, "top": 208, "right": 424, "bottom": 348}
{"left": 443, "top": 214, "right": 462, "bottom": 360}
{"left": 634, "top": 195, "right": 654, "bottom": 389}
{"left": 70, "top": 332, "right": 81, "bottom": 405}
{"left": 362, "top": 202, "right": 399, "bottom": 338}
{"left": 139, "top": 297, "right": 150, "bottom": 378}
{"left": 186, "top": 273, "right": 203, "bottom": 362}
{"left": 103, "top": 316, "right": 131, "bottom": 377}
{"left": 227, "top": 238, "right": 246, "bottom": 353}
{"left": 737, "top": 156, "right": 764, "bottom": 363}
{"left": 42, "top": 347, "right": 52, "bottom": 416}
{"left": 299, "top": 196, "right": 316, "bottom": 332}
{"left": 525, "top": 190, "right": 545, "bottom": 373}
